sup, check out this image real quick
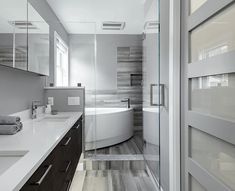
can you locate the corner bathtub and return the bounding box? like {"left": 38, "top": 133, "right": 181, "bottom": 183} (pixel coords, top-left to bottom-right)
{"left": 143, "top": 108, "right": 159, "bottom": 146}
{"left": 85, "top": 108, "right": 133, "bottom": 150}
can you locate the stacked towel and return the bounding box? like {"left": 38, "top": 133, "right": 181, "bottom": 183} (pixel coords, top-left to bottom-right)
{"left": 0, "top": 116, "right": 21, "bottom": 124}
{"left": 0, "top": 116, "right": 23, "bottom": 135}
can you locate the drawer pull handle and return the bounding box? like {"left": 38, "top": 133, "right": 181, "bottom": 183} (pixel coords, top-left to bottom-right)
{"left": 32, "top": 164, "right": 53, "bottom": 186}
{"left": 66, "top": 179, "right": 72, "bottom": 191}
{"left": 62, "top": 137, "right": 72, "bottom": 146}
{"left": 63, "top": 161, "right": 72, "bottom": 173}
{"left": 73, "top": 124, "right": 80, "bottom": 130}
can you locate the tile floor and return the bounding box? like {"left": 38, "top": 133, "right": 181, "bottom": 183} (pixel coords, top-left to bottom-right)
{"left": 85, "top": 131, "right": 143, "bottom": 156}
{"left": 70, "top": 132, "right": 158, "bottom": 191}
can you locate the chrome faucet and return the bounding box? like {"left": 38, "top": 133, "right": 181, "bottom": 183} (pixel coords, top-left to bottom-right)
{"left": 121, "top": 98, "right": 131, "bottom": 108}
{"left": 32, "top": 101, "right": 42, "bottom": 119}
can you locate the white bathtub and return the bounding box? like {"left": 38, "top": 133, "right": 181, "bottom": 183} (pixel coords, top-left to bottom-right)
{"left": 143, "top": 108, "right": 159, "bottom": 146}
{"left": 85, "top": 108, "right": 133, "bottom": 150}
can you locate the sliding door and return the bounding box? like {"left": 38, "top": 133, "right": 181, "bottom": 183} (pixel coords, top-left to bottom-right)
{"left": 182, "top": 0, "right": 235, "bottom": 190}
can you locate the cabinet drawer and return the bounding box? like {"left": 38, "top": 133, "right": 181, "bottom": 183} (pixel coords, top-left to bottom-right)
{"left": 71, "top": 121, "right": 82, "bottom": 161}
{"left": 20, "top": 153, "right": 54, "bottom": 191}
{"left": 61, "top": 179, "right": 72, "bottom": 191}
{"left": 60, "top": 159, "right": 77, "bottom": 191}
{"left": 20, "top": 116, "right": 83, "bottom": 191}
{"left": 56, "top": 129, "right": 73, "bottom": 163}
{"left": 54, "top": 129, "right": 73, "bottom": 191}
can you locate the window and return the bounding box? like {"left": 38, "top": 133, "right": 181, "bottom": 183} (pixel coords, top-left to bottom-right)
{"left": 54, "top": 32, "right": 68, "bottom": 86}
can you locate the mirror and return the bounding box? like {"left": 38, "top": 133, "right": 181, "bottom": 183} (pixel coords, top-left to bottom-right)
{"left": 28, "top": 2, "right": 50, "bottom": 76}
{"left": 0, "top": 0, "right": 49, "bottom": 76}
{"left": 0, "top": 0, "right": 28, "bottom": 70}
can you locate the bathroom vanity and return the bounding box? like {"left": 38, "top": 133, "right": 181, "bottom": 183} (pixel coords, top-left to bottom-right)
{"left": 20, "top": 117, "right": 82, "bottom": 191}
{"left": 0, "top": 112, "right": 83, "bottom": 191}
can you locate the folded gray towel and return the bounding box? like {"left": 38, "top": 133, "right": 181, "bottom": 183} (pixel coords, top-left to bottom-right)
{"left": 0, "top": 122, "right": 23, "bottom": 135}
{"left": 0, "top": 116, "right": 21, "bottom": 125}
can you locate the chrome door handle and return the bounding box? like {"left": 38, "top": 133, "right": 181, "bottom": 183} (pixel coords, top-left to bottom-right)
{"left": 150, "top": 84, "right": 165, "bottom": 106}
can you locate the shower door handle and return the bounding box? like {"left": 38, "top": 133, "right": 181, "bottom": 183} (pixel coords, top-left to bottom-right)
{"left": 150, "top": 84, "right": 165, "bottom": 106}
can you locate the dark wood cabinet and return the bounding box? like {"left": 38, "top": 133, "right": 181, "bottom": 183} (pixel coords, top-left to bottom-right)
{"left": 20, "top": 116, "right": 83, "bottom": 191}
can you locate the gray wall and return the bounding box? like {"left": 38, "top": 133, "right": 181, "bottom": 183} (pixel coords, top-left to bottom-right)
{"left": 44, "top": 88, "right": 85, "bottom": 112}
{"left": 0, "top": 66, "right": 45, "bottom": 115}
{"left": 0, "top": 0, "right": 68, "bottom": 115}
{"left": 69, "top": 34, "right": 142, "bottom": 90}
{"left": 28, "top": 0, "right": 69, "bottom": 85}
{"left": 69, "top": 35, "right": 96, "bottom": 90}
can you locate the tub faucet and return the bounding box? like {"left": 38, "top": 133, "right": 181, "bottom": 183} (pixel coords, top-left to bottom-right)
{"left": 121, "top": 98, "right": 131, "bottom": 108}
{"left": 32, "top": 101, "right": 42, "bottom": 119}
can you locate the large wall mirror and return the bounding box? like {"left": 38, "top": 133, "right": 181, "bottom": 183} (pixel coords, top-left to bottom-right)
{"left": 0, "top": 0, "right": 28, "bottom": 70}
{"left": 28, "top": 2, "right": 49, "bottom": 76}
{"left": 0, "top": 0, "right": 49, "bottom": 76}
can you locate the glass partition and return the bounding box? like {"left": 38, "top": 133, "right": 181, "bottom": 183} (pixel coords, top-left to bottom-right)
{"left": 67, "top": 22, "right": 97, "bottom": 157}
{"left": 143, "top": 0, "right": 161, "bottom": 184}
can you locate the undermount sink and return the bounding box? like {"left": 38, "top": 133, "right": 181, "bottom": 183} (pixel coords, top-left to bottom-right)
{"left": 38, "top": 116, "right": 70, "bottom": 123}
{"left": 0, "top": 150, "right": 28, "bottom": 176}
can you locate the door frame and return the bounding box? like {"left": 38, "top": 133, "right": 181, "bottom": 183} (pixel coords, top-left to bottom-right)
{"left": 168, "top": 0, "right": 181, "bottom": 190}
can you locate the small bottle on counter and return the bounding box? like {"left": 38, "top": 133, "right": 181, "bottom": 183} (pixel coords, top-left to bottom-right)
{"left": 45, "top": 104, "right": 52, "bottom": 114}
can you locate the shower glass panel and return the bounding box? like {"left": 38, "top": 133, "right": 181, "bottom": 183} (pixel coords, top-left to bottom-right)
{"left": 66, "top": 22, "right": 97, "bottom": 157}
{"left": 91, "top": 41, "right": 143, "bottom": 157}
{"left": 143, "top": 0, "right": 161, "bottom": 184}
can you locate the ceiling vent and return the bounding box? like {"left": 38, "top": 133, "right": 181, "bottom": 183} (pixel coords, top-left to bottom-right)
{"left": 9, "top": 21, "right": 38, "bottom": 30}
{"left": 144, "top": 21, "right": 159, "bottom": 30}
{"left": 102, "top": 22, "right": 125, "bottom": 30}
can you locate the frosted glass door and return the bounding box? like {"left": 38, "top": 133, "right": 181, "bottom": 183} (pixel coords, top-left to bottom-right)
{"left": 183, "top": 1, "right": 235, "bottom": 190}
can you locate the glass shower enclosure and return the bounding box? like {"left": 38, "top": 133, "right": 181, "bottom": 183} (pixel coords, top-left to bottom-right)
{"left": 65, "top": 1, "right": 162, "bottom": 187}
{"left": 143, "top": 0, "right": 161, "bottom": 186}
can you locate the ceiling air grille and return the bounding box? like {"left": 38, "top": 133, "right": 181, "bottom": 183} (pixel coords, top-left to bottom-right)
{"left": 144, "top": 21, "right": 159, "bottom": 30}
{"left": 9, "top": 21, "right": 38, "bottom": 30}
{"left": 102, "top": 22, "right": 125, "bottom": 30}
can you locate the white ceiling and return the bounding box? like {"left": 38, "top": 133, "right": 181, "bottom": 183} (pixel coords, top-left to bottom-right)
{"left": 46, "top": 0, "right": 145, "bottom": 34}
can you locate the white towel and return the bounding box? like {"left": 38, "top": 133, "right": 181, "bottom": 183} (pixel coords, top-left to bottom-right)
{"left": 0, "top": 122, "right": 23, "bottom": 135}
{"left": 0, "top": 116, "right": 21, "bottom": 125}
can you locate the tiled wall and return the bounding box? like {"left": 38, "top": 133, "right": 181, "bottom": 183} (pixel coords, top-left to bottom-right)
{"left": 86, "top": 46, "right": 143, "bottom": 131}
{"left": 117, "top": 46, "right": 143, "bottom": 131}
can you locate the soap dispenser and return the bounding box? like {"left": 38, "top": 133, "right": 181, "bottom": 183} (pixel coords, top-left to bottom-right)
{"left": 45, "top": 104, "right": 52, "bottom": 114}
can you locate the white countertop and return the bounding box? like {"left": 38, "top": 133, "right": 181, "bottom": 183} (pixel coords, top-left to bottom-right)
{"left": 0, "top": 112, "right": 83, "bottom": 191}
